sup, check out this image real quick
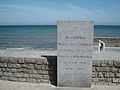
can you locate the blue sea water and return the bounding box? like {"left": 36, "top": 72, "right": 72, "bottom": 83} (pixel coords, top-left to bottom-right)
{"left": 0, "top": 25, "right": 120, "bottom": 49}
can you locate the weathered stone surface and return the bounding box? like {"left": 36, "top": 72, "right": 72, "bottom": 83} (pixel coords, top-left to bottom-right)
{"left": 29, "top": 74, "right": 36, "bottom": 78}
{"left": 3, "top": 72, "right": 12, "bottom": 76}
{"left": 57, "top": 21, "right": 93, "bottom": 87}
{"left": 25, "top": 64, "right": 34, "bottom": 69}
{"left": 17, "top": 68, "right": 27, "bottom": 73}
{"left": 24, "top": 58, "right": 35, "bottom": 64}
{"left": 18, "top": 78, "right": 26, "bottom": 82}
{"left": 27, "top": 69, "right": 37, "bottom": 74}
{"left": 35, "top": 64, "right": 41, "bottom": 69}
{"left": 26, "top": 78, "right": 36, "bottom": 83}
{"left": 13, "top": 73, "right": 22, "bottom": 78}
{"left": 112, "top": 78, "right": 119, "bottom": 83}
{"left": 104, "top": 73, "right": 114, "bottom": 78}
{"left": 0, "top": 56, "right": 120, "bottom": 86}
{"left": 41, "top": 79, "right": 49, "bottom": 83}
{"left": 8, "top": 63, "right": 17, "bottom": 68}
{"left": 17, "top": 58, "right": 24, "bottom": 64}
{"left": 111, "top": 67, "right": 118, "bottom": 72}
{"left": 22, "top": 73, "right": 29, "bottom": 78}
{"left": 115, "top": 73, "right": 120, "bottom": 78}
{"left": 11, "top": 68, "right": 17, "bottom": 72}
{"left": 35, "top": 75, "right": 42, "bottom": 79}
{"left": 35, "top": 59, "right": 43, "bottom": 64}
{"left": 42, "top": 75, "right": 49, "bottom": 80}
{"left": 0, "top": 63, "right": 7, "bottom": 67}
{"left": 9, "top": 58, "right": 17, "bottom": 63}
{"left": 9, "top": 77, "right": 17, "bottom": 81}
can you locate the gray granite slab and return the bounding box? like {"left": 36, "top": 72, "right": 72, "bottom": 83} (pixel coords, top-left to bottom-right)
{"left": 57, "top": 21, "right": 94, "bottom": 87}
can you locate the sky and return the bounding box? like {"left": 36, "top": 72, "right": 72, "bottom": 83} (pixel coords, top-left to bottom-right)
{"left": 0, "top": 0, "right": 120, "bottom": 25}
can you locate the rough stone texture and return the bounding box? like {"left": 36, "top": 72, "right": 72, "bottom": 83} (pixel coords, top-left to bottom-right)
{"left": 57, "top": 21, "right": 93, "bottom": 87}
{"left": 0, "top": 57, "right": 57, "bottom": 85}
{"left": 0, "top": 57, "right": 120, "bottom": 86}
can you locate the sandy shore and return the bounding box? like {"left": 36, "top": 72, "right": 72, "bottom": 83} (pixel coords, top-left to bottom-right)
{"left": 94, "top": 37, "right": 120, "bottom": 47}
{"left": 0, "top": 47, "right": 120, "bottom": 60}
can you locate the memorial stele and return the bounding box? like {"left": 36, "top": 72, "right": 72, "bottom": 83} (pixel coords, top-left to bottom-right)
{"left": 57, "top": 21, "right": 94, "bottom": 87}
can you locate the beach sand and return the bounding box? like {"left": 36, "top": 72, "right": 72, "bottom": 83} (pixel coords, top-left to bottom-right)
{"left": 0, "top": 37, "right": 119, "bottom": 60}
{"left": 0, "top": 47, "right": 120, "bottom": 60}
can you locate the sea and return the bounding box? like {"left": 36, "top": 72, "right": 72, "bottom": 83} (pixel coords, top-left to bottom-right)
{"left": 0, "top": 25, "right": 120, "bottom": 49}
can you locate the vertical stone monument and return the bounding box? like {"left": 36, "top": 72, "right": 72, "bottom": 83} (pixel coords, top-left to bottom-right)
{"left": 57, "top": 21, "right": 94, "bottom": 87}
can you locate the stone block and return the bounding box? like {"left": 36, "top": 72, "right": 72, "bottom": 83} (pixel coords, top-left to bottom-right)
{"left": 35, "top": 59, "right": 43, "bottom": 65}
{"left": 22, "top": 73, "right": 29, "bottom": 78}
{"left": 35, "top": 75, "right": 42, "bottom": 79}
{"left": 36, "top": 79, "right": 41, "bottom": 83}
{"left": 3, "top": 72, "right": 12, "bottom": 76}
{"left": 8, "top": 63, "right": 17, "bottom": 68}
{"left": 0, "top": 68, "right": 5, "bottom": 71}
{"left": 110, "top": 67, "right": 118, "bottom": 72}
{"left": 17, "top": 58, "right": 24, "bottom": 64}
{"left": 25, "top": 64, "right": 34, "bottom": 69}
{"left": 1, "top": 76, "right": 8, "bottom": 80}
{"left": 114, "top": 61, "right": 120, "bottom": 68}
{"left": 34, "top": 64, "right": 41, "bottom": 69}
{"left": 43, "top": 58, "right": 49, "bottom": 65}
{"left": 26, "top": 78, "right": 36, "bottom": 83}
{"left": 13, "top": 73, "right": 22, "bottom": 78}
{"left": 112, "top": 78, "right": 119, "bottom": 83}
{"left": 41, "top": 65, "right": 46, "bottom": 70}
{"left": 92, "top": 72, "right": 98, "bottom": 78}
{"left": 37, "top": 70, "right": 48, "bottom": 75}
{"left": 9, "top": 77, "right": 18, "bottom": 81}
{"left": 108, "top": 61, "right": 113, "bottom": 66}
{"left": 57, "top": 21, "right": 93, "bottom": 87}
{"left": 27, "top": 69, "right": 37, "bottom": 74}
{"left": 5, "top": 68, "right": 11, "bottom": 72}
{"left": 0, "top": 57, "right": 5, "bottom": 62}
{"left": 29, "top": 74, "right": 36, "bottom": 78}
{"left": 100, "top": 60, "right": 108, "bottom": 67}
{"left": 96, "top": 67, "right": 110, "bottom": 72}
{"left": 41, "top": 79, "right": 49, "bottom": 83}
{"left": 0, "top": 63, "right": 7, "bottom": 67}
{"left": 9, "top": 58, "right": 17, "bottom": 63}
{"left": 93, "top": 60, "right": 101, "bottom": 66}
{"left": 98, "top": 72, "right": 104, "bottom": 78}
{"left": 104, "top": 73, "right": 114, "bottom": 78}
{"left": 42, "top": 75, "right": 49, "bottom": 80}
{"left": 24, "top": 58, "right": 35, "bottom": 64}
{"left": 17, "top": 68, "right": 27, "bottom": 73}
{"left": 18, "top": 78, "right": 26, "bottom": 82}
{"left": 115, "top": 73, "right": 120, "bottom": 78}
{"left": 45, "top": 66, "right": 49, "bottom": 70}
{"left": 92, "top": 78, "right": 99, "bottom": 82}
{"left": 11, "top": 68, "right": 17, "bottom": 72}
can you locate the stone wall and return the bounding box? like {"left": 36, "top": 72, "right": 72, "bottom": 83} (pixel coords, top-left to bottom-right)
{"left": 0, "top": 57, "right": 120, "bottom": 86}
{"left": 94, "top": 38, "right": 120, "bottom": 47}
{"left": 92, "top": 60, "right": 120, "bottom": 85}
{"left": 0, "top": 57, "right": 57, "bottom": 85}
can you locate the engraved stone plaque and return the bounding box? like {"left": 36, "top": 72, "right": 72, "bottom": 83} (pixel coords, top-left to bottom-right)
{"left": 57, "top": 21, "right": 94, "bottom": 87}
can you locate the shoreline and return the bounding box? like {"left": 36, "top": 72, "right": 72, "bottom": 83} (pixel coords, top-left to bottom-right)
{"left": 0, "top": 37, "right": 119, "bottom": 50}
{"left": 0, "top": 47, "right": 120, "bottom": 60}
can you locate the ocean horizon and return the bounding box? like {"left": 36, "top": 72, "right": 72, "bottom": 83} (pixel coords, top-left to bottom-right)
{"left": 0, "top": 25, "right": 120, "bottom": 49}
